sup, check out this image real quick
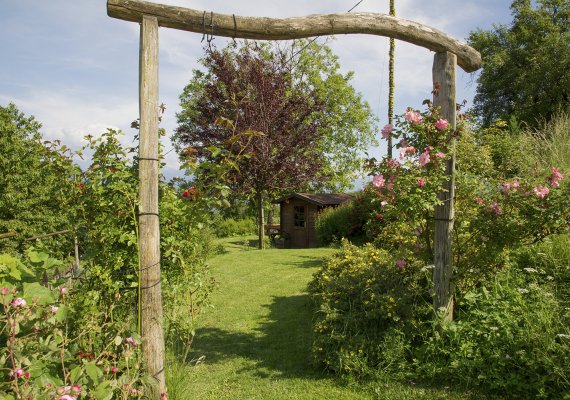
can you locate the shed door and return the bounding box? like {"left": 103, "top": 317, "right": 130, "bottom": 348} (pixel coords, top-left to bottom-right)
{"left": 291, "top": 204, "right": 308, "bottom": 247}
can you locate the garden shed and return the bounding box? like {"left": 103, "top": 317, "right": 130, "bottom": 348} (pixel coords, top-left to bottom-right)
{"left": 274, "top": 193, "right": 353, "bottom": 248}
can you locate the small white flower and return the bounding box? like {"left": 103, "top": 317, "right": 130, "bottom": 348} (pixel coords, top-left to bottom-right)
{"left": 556, "top": 334, "right": 570, "bottom": 339}
{"left": 523, "top": 267, "right": 537, "bottom": 273}
{"left": 517, "top": 288, "right": 529, "bottom": 294}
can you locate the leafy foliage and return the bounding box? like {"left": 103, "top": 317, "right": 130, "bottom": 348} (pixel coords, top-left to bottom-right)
{"left": 468, "top": 0, "right": 570, "bottom": 127}
{"left": 314, "top": 202, "right": 356, "bottom": 245}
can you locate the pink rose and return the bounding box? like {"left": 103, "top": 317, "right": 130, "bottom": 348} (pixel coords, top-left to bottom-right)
{"left": 125, "top": 337, "right": 138, "bottom": 347}
{"left": 1, "top": 287, "right": 9, "bottom": 295}
{"left": 474, "top": 197, "right": 485, "bottom": 205}
{"left": 435, "top": 118, "right": 449, "bottom": 130}
{"left": 381, "top": 124, "right": 393, "bottom": 139}
{"left": 59, "top": 395, "right": 76, "bottom": 400}
{"left": 372, "top": 175, "right": 386, "bottom": 189}
{"left": 111, "top": 366, "right": 119, "bottom": 373}
{"left": 11, "top": 298, "right": 27, "bottom": 308}
{"left": 533, "top": 186, "right": 550, "bottom": 198}
{"left": 59, "top": 287, "right": 68, "bottom": 295}
{"left": 404, "top": 110, "right": 423, "bottom": 124}
{"left": 435, "top": 152, "right": 445, "bottom": 159}
{"left": 490, "top": 202, "right": 502, "bottom": 215}
{"left": 417, "top": 178, "right": 426, "bottom": 187}
{"left": 399, "top": 146, "right": 416, "bottom": 159}
{"left": 9, "top": 368, "right": 25, "bottom": 378}
{"left": 50, "top": 305, "right": 59, "bottom": 313}
{"left": 419, "top": 151, "right": 431, "bottom": 166}
{"left": 395, "top": 259, "right": 407, "bottom": 269}
{"left": 551, "top": 167, "right": 564, "bottom": 181}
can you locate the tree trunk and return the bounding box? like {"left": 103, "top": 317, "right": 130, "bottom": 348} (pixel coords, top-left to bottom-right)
{"left": 257, "top": 191, "right": 265, "bottom": 249}
{"left": 387, "top": 0, "right": 395, "bottom": 158}
{"left": 138, "top": 15, "right": 166, "bottom": 396}
{"left": 432, "top": 51, "right": 457, "bottom": 322}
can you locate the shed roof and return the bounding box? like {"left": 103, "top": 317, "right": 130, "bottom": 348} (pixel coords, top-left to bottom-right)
{"left": 274, "top": 193, "right": 353, "bottom": 206}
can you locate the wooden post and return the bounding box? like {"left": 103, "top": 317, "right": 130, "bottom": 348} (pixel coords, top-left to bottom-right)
{"left": 432, "top": 51, "right": 456, "bottom": 321}
{"left": 257, "top": 191, "right": 265, "bottom": 249}
{"left": 138, "top": 15, "right": 166, "bottom": 396}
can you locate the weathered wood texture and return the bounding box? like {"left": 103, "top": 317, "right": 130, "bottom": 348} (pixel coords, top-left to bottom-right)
{"left": 432, "top": 51, "right": 456, "bottom": 321}
{"left": 107, "top": 0, "right": 481, "bottom": 72}
{"left": 138, "top": 15, "right": 165, "bottom": 395}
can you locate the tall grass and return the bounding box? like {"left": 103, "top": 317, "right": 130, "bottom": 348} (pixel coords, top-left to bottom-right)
{"left": 523, "top": 111, "right": 570, "bottom": 171}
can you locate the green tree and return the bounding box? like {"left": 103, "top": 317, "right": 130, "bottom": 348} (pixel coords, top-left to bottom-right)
{"left": 175, "top": 41, "right": 377, "bottom": 248}
{"left": 468, "top": 0, "right": 569, "bottom": 128}
{"left": 0, "top": 103, "right": 76, "bottom": 254}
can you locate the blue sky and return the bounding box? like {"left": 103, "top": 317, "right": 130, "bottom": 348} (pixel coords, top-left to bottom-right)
{"left": 0, "top": 0, "right": 513, "bottom": 180}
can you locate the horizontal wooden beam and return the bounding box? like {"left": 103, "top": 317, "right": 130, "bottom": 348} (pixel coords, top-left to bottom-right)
{"left": 107, "top": 0, "right": 482, "bottom": 72}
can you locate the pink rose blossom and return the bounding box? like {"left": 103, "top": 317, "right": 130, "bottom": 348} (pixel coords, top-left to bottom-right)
{"left": 59, "top": 395, "right": 76, "bottom": 400}
{"left": 9, "top": 368, "right": 25, "bottom": 378}
{"left": 1, "top": 287, "right": 9, "bottom": 295}
{"left": 551, "top": 167, "right": 564, "bottom": 181}
{"left": 501, "top": 182, "right": 512, "bottom": 194}
{"left": 418, "top": 151, "right": 431, "bottom": 166}
{"left": 381, "top": 124, "right": 393, "bottom": 139}
{"left": 125, "top": 337, "right": 138, "bottom": 347}
{"left": 474, "top": 197, "right": 485, "bottom": 205}
{"left": 386, "top": 159, "right": 401, "bottom": 169}
{"left": 417, "top": 178, "right": 426, "bottom": 187}
{"left": 395, "top": 259, "right": 407, "bottom": 269}
{"left": 50, "top": 305, "right": 59, "bottom": 313}
{"left": 398, "top": 139, "right": 409, "bottom": 148}
{"left": 405, "top": 110, "right": 423, "bottom": 124}
{"left": 59, "top": 287, "right": 68, "bottom": 295}
{"left": 533, "top": 186, "right": 550, "bottom": 198}
{"left": 71, "top": 385, "right": 81, "bottom": 395}
{"left": 490, "top": 202, "right": 502, "bottom": 215}
{"left": 11, "top": 298, "right": 26, "bottom": 307}
{"left": 435, "top": 152, "right": 445, "bottom": 159}
{"left": 111, "top": 366, "right": 119, "bottom": 373}
{"left": 380, "top": 201, "right": 388, "bottom": 207}
{"left": 435, "top": 118, "right": 449, "bottom": 130}
{"left": 548, "top": 177, "right": 560, "bottom": 187}
{"left": 372, "top": 175, "right": 386, "bottom": 189}
{"left": 161, "top": 393, "right": 169, "bottom": 399}
{"left": 399, "top": 146, "right": 416, "bottom": 159}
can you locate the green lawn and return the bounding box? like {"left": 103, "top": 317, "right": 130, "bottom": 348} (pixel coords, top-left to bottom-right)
{"left": 166, "top": 237, "right": 491, "bottom": 399}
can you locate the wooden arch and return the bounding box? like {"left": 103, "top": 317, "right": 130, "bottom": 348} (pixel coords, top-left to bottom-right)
{"left": 106, "top": 1, "right": 482, "bottom": 396}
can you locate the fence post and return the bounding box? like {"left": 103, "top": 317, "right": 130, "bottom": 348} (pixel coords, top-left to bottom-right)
{"left": 138, "top": 14, "right": 166, "bottom": 396}
{"left": 432, "top": 51, "right": 456, "bottom": 321}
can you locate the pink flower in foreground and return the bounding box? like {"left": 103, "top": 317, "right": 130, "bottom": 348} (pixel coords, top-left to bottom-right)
{"left": 11, "top": 298, "right": 26, "bottom": 307}
{"left": 552, "top": 167, "right": 564, "bottom": 181}
{"left": 501, "top": 182, "right": 512, "bottom": 194}
{"left": 548, "top": 177, "right": 560, "bottom": 187}
{"left": 435, "top": 118, "right": 449, "bottom": 130}
{"left": 474, "top": 197, "right": 485, "bottom": 205}
{"left": 125, "top": 337, "right": 138, "bottom": 347}
{"left": 533, "top": 185, "right": 550, "bottom": 198}
{"left": 490, "top": 202, "right": 502, "bottom": 215}
{"left": 71, "top": 385, "right": 81, "bottom": 395}
{"left": 372, "top": 174, "right": 386, "bottom": 189}
{"left": 59, "top": 395, "right": 76, "bottom": 400}
{"left": 381, "top": 124, "right": 393, "bottom": 139}
{"left": 417, "top": 178, "right": 426, "bottom": 187}
{"left": 398, "top": 139, "right": 409, "bottom": 148}
{"left": 405, "top": 110, "right": 423, "bottom": 124}
{"left": 435, "top": 152, "right": 445, "bottom": 159}
{"left": 386, "top": 159, "right": 401, "bottom": 169}
{"left": 1, "top": 287, "right": 9, "bottom": 295}
{"left": 9, "top": 368, "right": 25, "bottom": 378}
{"left": 50, "top": 305, "right": 59, "bottom": 313}
{"left": 419, "top": 151, "right": 431, "bottom": 166}
{"left": 395, "top": 259, "right": 407, "bottom": 269}
{"left": 111, "top": 366, "right": 119, "bottom": 374}
{"left": 59, "top": 287, "right": 68, "bottom": 295}
{"left": 160, "top": 393, "right": 169, "bottom": 399}
{"left": 399, "top": 146, "right": 416, "bottom": 159}
{"left": 380, "top": 201, "right": 388, "bottom": 207}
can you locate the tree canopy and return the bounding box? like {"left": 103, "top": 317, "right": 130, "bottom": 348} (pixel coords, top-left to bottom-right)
{"left": 468, "top": 0, "right": 569, "bottom": 128}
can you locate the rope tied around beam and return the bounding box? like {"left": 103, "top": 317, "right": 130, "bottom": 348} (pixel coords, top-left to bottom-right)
{"left": 138, "top": 157, "right": 160, "bottom": 161}
{"left": 201, "top": 11, "right": 215, "bottom": 49}
{"left": 140, "top": 278, "right": 162, "bottom": 290}
{"left": 138, "top": 212, "right": 160, "bottom": 217}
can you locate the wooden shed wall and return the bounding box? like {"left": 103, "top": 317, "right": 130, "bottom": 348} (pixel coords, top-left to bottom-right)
{"left": 279, "top": 199, "right": 320, "bottom": 248}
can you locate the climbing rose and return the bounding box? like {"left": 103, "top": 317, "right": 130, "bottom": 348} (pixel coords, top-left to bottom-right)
{"left": 435, "top": 151, "right": 445, "bottom": 159}
{"left": 50, "top": 305, "right": 59, "bottom": 313}
{"left": 125, "top": 337, "right": 138, "bottom": 347}
{"left": 551, "top": 167, "right": 564, "bottom": 181}
{"left": 417, "top": 178, "right": 426, "bottom": 187}
{"left": 9, "top": 368, "right": 25, "bottom": 378}
{"left": 381, "top": 124, "right": 393, "bottom": 139}
{"left": 395, "top": 259, "right": 407, "bottom": 269}
{"left": 405, "top": 110, "right": 423, "bottom": 124}
{"left": 1, "top": 287, "right": 9, "bottom": 295}
{"left": 419, "top": 151, "right": 430, "bottom": 166}
{"left": 111, "top": 366, "right": 119, "bottom": 373}
{"left": 490, "top": 202, "right": 502, "bottom": 215}
{"left": 59, "top": 287, "right": 68, "bottom": 295}
{"left": 59, "top": 396, "right": 76, "bottom": 400}
{"left": 11, "top": 298, "right": 26, "bottom": 307}
{"left": 399, "top": 146, "right": 416, "bottom": 159}
{"left": 435, "top": 118, "right": 449, "bottom": 130}
{"left": 372, "top": 175, "right": 386, "bottom": 189}
{"left": 474, "top": 197, "right": 485, "bottom": 205}
{"left": 71, "top": 385, "right": 81, "bottom": 395}
{"left": 533, "top": 186, "right": 550, "bottom": 198}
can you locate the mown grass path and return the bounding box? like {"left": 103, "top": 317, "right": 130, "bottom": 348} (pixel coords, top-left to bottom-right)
{"left": 170, "top": 237, "right": 487, "bottom": 400}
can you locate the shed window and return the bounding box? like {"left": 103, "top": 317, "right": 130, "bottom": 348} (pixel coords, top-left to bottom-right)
{"left": 294, "top": 205, "right": 305, "bottom": 227}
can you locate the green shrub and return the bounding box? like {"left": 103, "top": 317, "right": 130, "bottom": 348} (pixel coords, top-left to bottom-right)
{"left": 315, "top": 202, "right": 356, "bottom": 245}
{"left": 416, "top": 267, "right": 570, "bottom": 399}
{"left": 309, "top": 239, "right": 432, "bottom": 376}
{"left": 212, "top": 217, "right": 256, "bottom": 238}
